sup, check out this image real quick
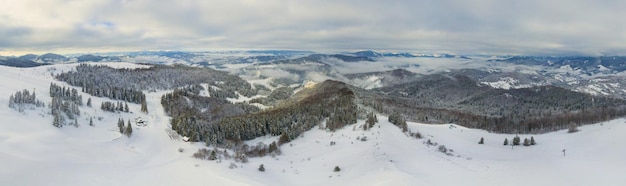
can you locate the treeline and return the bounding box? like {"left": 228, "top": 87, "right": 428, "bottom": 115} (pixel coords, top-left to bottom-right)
{"left": 49, "top": 83, "right": 82, "bottom": 128}
{"left": 101, "top": 101, "right": 129, "bottom": 113}
{"left": 55, "top": 64, "right": 256, "bottom": 99}
{"left": 8, "top": 89, "right": 45, "bottom": 112}
{"left": 81, "top": 84, "right": 145, "bottom": 104}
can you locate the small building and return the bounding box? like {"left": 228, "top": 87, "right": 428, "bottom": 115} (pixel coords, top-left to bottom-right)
{"left": 135, "top": 117, "right": 146, "bottom": 126}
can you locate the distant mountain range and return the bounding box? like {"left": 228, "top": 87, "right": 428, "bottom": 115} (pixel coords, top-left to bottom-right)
{"left": 2, "top": 51, "right": 626, "bottom": 78}
{"left": 0, "top": 57, "right": 47, "bottom": 67}
{"left": 348, "top": 50, "right": 470, "bottom": 59}
{"left": 0, "top": 53, "right": 122, "bottom": 67}
{"left": 492, "top": 56, "right": 626, "bottom": 74}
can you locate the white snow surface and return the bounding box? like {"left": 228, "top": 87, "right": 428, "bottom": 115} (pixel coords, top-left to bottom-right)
{"left": 481, "top": 77, "right": 534, "bottom": 90}
{"left": 350, "top": 75, "right": 384, "bottom": 90}
{"left": 1, "top": 64, "right": 626, "bottom": 186}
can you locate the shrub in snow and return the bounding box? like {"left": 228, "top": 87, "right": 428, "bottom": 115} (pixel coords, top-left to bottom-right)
{"left": 258, "top": 164, "right": 265, "bottom": 172}
{"left": 503, "top": 138, "right": 509, "bottom": 146}
{"left": 235, "top": 152, "right": 248, "bottom": 163}
{"left": 278, "top": 133, "right": 290, "bottom": 146}
{"left": 414, "top": 131, "right": 422, "bottom": 139}
{"left": 208, "top": 150, "right": 217, "bottom": 160}
{"left": 334, "top": 166, "right": 341, "bottom": 172}
{"left": 568, "top": 124, "right": 579, "bottom": 133}
{"left": 193, "top": 149, "right": 211, "bottom": 159}
{"left": 438, "top": 145, "right": 447, "bottom": 153}
{"left": 478, "top": 137, "right": 484, "bottom": 144}
{"left": 530, "top": 136, "right": 536, "bottom": 145}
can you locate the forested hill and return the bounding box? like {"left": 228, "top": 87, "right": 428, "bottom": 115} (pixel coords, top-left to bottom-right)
{"left": 361, "top": 74, "right": 626, "bottom": 133}
{"left": 164, "top": 80, "right": 358, "bottom": 148}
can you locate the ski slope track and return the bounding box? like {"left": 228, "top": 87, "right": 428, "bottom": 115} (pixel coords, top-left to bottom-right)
{"left": 1, "top": 63, "right": 625, "bottom": 186}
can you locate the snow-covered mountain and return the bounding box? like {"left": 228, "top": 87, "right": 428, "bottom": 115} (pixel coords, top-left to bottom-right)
{"left": 1, "top": 62, "right": 626, "bottom": 186}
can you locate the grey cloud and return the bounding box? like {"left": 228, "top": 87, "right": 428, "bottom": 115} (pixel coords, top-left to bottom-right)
{"left": 1, "top": 0, "right": 626, "bottom": 55}
{"left": 0, "top": 26, "right": 32, "bottom": 47}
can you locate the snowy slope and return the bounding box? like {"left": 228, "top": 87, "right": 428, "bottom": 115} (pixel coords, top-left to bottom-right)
{"left": 0, "top": 63, "right": 261, "bottom": 186}
{"left": 241, "top": 117, "right": 626, "bottom": 186}
{"left": 1, "top": 63, "right": 626, "bottom": 186}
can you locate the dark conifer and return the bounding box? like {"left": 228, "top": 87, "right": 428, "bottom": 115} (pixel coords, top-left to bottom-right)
{"left": 125, "top": 120, "right": 133, "bottom": 137}
{"left": 523, "top": 138, "right": 530, "bottom": 146}
{"left": 513, "top": 135, "right": 521, "bottom": 146}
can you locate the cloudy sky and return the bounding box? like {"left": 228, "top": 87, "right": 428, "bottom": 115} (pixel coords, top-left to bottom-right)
{"left": 1, "top": 0, "right": 626, "bottom": 56}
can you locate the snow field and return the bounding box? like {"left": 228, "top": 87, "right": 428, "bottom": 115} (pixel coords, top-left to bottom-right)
{"left": 1, "top": 63, "right": 625, "bottom": 186}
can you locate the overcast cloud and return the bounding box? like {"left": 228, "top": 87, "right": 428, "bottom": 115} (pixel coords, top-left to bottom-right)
{"left": 1, "top": 0, "right": 625, "bottom": 55}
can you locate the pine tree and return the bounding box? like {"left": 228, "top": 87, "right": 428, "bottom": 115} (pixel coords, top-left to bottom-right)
{"left": 124, "top": 102, "right": 129, "bottom": 112}
{"left": 8, "top": 94, "right": 14, "bottom": 108}
{"left": 503, "top": 138, "right": 509, "bottom": 146}
{"left": 74, "top": 118, "right": 79, "bottom": 128}
{"left": 141, "top": 98, "right": 148, "bottom": 113}
{"left": 118, "top": 118, "right": 125, "bottom": 134}
{"left": 53, "top": 113, "right": 62, "bottom": 128}
{"left": 89, "top": 117, "right": 94, "bottom": 126}
{"left": 530, "top": 136, "right": 536, "bottom": 145}
{"left": 478, "top": 137, "right": 484, "bottom": 144}
{"left": 523, "top": 138, "right": 530, "bottom": 146}
{"left": 117, "top": 102, "right": 123, "bottom": 111}
{"left": 125, "top": 120, "right": 133, "bottom": 137}
{"left": 86, "top": 97, "right": 92, "bottom": 107}
{"left": 513, "top": 135, "right": 521, "bottom": 146}
{"left": 365, "top": 112, "right": 377, "bottom": 130}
